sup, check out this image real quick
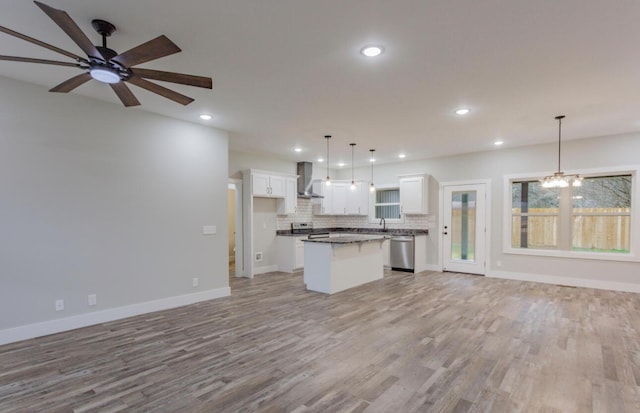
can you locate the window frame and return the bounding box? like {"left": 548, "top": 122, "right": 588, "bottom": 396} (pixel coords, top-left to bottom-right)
{"left": 503, "top": 165, "right": 639, "bottom": 262}
{"left": 368, "top": 184, "right": 405, "bottom": 224}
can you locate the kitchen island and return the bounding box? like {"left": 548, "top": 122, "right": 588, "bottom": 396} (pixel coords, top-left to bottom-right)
{"left": 302, "top": 235, "right": 388, "bottom": 294}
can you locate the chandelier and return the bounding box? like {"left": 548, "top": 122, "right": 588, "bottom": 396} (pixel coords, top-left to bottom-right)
{"left": 540, "top": 115, "right": 582, "bottom": 188}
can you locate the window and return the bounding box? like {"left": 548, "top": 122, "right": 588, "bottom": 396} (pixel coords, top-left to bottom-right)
{"left": 572, "top": 175, "right": 631, "bottom": 253}
{"left": 511, "top": 181, "right": 560, "bottom": 249}
{"left": 373, "top": 188, "right": 401, "bottom": 220}
{"left": 508, "top": 171, "right": 634, "bottom": 258}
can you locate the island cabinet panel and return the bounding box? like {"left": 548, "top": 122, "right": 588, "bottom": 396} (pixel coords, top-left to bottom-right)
{"left": 302, "top": 235, "right": 386, "bottom": 294}
{"left": 382, "top": 239, "right": 390, "bottom": 268}
{"left": 399, "top": 174, "right": 429, "bottom": 214}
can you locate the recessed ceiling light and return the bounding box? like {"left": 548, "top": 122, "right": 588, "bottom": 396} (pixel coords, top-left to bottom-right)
{"left": 338, "top": 162, "right": 345, "bottom": 167}
{"left": 494, "top": 140, "right": 504, "bottom": 146}
{"left": 294, "top": 147, "right": 302, "bottom": 152}
{"left": 455, "top": 108, "right": 470, "bottom": 116}
{"left": 199, "top": 114, "right": 212, "bottom": 120}
{"left": 317, "top": 157, "right": 324, "bottom": 163}
{"left": 361, "top": 46, "right": 384, "bottom": 57}
{"left": 398, "top": 153, "right": 406, "bottom": 159}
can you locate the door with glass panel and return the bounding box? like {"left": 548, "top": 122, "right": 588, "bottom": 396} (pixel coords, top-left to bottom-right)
{"left": 443, "top": 184, "right": 486, "bottom": 274}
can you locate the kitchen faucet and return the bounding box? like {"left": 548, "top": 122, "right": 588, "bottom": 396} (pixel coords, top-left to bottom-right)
{"left": 379, "top": 217, "right": 386, "bottom": 231}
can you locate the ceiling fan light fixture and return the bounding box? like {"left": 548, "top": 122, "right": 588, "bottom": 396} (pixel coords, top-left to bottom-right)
{"left": 89, "top": 66, "right": 120, "bottom": 84}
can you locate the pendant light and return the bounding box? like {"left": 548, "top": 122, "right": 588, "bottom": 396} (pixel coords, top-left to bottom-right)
{"left": 540, "top": 115, "right": 582, "bottom": 188}
{"left": 350, "top": 143, "right": 357, "bottom": 191}
{"left": 369, "top": 149, "right": 376, "bottom": 192}
{"left": 324, "top": 135, "right": 331, "bottom": 186}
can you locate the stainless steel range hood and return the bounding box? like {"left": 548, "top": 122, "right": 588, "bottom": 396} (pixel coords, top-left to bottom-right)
{"left": 297, "top": 162, "right": 324, "bottom": 198}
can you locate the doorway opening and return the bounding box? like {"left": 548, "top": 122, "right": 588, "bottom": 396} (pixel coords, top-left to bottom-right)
{"left": 228, "top": 179, "right": 243, "bottom": 277}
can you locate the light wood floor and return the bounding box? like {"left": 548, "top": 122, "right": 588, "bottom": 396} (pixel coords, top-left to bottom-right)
{"left": 1, "top": 271, "right": 640, "bottom": 412}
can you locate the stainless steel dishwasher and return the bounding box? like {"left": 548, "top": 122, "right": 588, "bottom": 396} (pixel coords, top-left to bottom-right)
{"left": 390, "top": 236, "right": 415, "bottom": 272}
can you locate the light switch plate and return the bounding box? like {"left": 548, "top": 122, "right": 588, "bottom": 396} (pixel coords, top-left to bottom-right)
{"left": 203, "top": 225, "right": 217, "bottom": 235}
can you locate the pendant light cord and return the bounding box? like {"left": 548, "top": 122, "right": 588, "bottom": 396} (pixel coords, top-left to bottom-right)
{"left": 556, "top": 115, "right": 564, "bottom": 173}
{"left": 325, "top": 135, "right": 331, "bottom": 181}
{"left": 350, "top": 143, "right": 356, "bottom": 183}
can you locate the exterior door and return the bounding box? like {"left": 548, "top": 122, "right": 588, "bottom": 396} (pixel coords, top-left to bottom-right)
{"left": 443, "top": 184, "right": 486, "bottom": 275}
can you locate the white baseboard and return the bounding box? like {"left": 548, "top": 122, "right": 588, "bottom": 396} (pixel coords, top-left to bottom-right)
{"left": 422, "top": 264, "right": 442, "bottom": 272}
{"left": 0, "top": 287, "right": 230, "bottom": 346}
{"left": 254, "top": 264, "right": 278, "bottom": 275}
{"left": 487, "top": 270, "right": 640, "bottom": 293}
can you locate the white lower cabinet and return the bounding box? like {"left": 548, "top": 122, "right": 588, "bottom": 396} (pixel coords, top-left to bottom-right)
{"left": 277, "top": 236, "right": 306, "bottom": 273}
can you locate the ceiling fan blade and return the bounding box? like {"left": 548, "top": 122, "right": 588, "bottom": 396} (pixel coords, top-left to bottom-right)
{"left": 0, "top": 25, "right": 83, "bottom": 61}
{"left": 50, "top": 72, "right": 92, "bottom": 93}
{"left": 0, "top": 55, "right": 80, "bottom": 68}
{"left": 34, "top": 1, "right": 103, "bottom": 60}
{"left": 128, "top": 76, "right": 194, "bottom": 106}
{"left": 130, "top": 68, "right": 212, "bottom": 89}
{"left": 112, "top": 35, "right": 181, "bottom": 67}
{"left": 110, "top": 82, "right": 141, "bottom": 107}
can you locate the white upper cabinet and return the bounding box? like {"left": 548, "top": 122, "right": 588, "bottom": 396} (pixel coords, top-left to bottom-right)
{"left": 346, "top": 182, "right": 368, "bottom": 215}
{"left": 277, "top": 177, "right": 297, "bottom": 215}
{"left": 312, "top": 181, "right": 332, "bottom": 214}
{"left": 252, "top": 172, "right": 286, "bottom": 198}
{"left": 269, "top": 175, "right": 286, "bottom": 197}
{"left": 332, "top": 183, "right": 348, "bottom": 215}
{"left": 399, "top": 174, "right": 429, "bottom": 214}
{"left": 313, "top": 180, "right": 368, "bottom": 215}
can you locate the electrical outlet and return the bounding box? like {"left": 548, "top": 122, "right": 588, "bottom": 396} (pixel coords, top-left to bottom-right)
{"left": 255, "top": 252, "right": 263, "bottom": 261}
{"left": 88, "top": 294, "right": 97, "bottom": 306}
{"left": 192, "top": 278, "right": 199, "bottom": 287}
{"left": 55, "top": 299, "right": 64, "bottom": 311}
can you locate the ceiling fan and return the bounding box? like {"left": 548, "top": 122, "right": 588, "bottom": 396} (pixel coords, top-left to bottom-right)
{"left": 0, "top": 1, "right": 212, "bottom": 107}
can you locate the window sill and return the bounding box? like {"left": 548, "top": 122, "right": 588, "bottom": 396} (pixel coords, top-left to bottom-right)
{"left": 503, "top": 247, "right": 639, "bottom": 263}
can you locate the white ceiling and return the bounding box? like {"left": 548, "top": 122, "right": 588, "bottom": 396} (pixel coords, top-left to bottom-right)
{"left": 2, "top": 0, "right": 640, "bottom": 167}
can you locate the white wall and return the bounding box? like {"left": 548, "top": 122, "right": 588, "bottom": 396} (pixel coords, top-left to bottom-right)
{"left": 252, "top": 198, "right": 278, "bottom": 270}
{"left": 229, "top": 151, "right": 297, "bottom": 179}
{"left": 0, "top": 76, "right": 230, "bottom": 342}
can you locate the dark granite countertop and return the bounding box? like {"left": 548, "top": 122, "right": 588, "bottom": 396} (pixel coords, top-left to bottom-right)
{"left": 277, "top": 227, "right": 428, "bottom": 237}
{"left": 301, "top": 235, "right": 389, "bottom": 244}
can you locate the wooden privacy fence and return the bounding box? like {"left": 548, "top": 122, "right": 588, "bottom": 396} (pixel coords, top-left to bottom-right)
{"left": 510, "top": 208, "right": 631, "bottom": 251}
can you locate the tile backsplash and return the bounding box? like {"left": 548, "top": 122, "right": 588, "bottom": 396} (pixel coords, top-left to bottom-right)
{"left": 277, "top": 198, "right": 434, "bottom": 230}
